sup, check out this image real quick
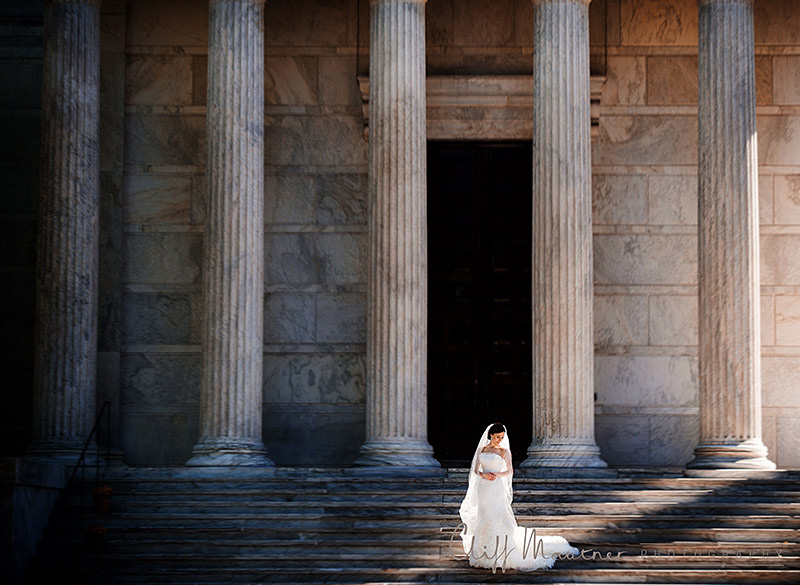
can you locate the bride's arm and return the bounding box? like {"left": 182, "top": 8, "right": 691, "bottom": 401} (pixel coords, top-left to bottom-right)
{"left": 495, "top": 449, "right": 513, "bottom": 478}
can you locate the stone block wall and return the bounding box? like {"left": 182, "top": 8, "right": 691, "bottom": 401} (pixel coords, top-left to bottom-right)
{"left": 119, "top": 0, "right": 368, "bottom": 464}
{"left": 593, "top": 0, "right": 800, "bottom": 467}
{"left": 1, "top": 0, "right": 799, "bottom": 468}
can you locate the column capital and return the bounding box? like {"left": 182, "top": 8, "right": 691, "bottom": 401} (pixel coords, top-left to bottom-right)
{"left": 209, "top": 0, "right": 266, "bottom": 4}
{"left": 700, "top": 0, "right": 753, "bottom": 4}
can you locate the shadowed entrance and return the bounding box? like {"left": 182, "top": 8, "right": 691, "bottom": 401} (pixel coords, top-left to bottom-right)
{"left": 427, "top": 142, "right": 532, "bottom": 465}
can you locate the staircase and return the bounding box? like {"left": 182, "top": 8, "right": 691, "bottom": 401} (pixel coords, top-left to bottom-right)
{"left": 25, "top": 467, "right": 800, "bottom": 584}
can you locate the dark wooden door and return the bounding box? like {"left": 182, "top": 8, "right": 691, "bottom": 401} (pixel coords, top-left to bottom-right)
{"left": 427, "top": 142, "right": 532, "bottom": 465}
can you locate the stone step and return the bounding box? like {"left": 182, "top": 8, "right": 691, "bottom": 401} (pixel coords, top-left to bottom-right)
{"left": 49, "top": 520, "right": 800, "bottom": 543}
{"left": 94, "top": 537, "right": 800, "bottom": 561}
{"left": 61, "top": 500, "right": 800, "bottom": 516}
{"left": 32, "top": 470, "right": 800, "bottom": 585}
{"left": 29, "top": 561, "right": 800, "bottom": 584}
{"left": 59, "top": 513, "right": 800, "bottom": 534}
{"left": 79, "top": 488, "right": 800, "bottom": 503}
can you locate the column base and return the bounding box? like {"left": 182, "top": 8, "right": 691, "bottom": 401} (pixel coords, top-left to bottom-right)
{"left": 186, "top": 438, "right": 274, "bottom": 467}
{"left": 686, "top": 439, "right": 776, "bottom": 470}
{"left": 521, "top": 440, "right": 608, "bottom": 468}
{"left": 25, "top": 440, "right": 101, "bottom": 468}
{"left": 354, "top": 438, "right": 440, "bottom": 469}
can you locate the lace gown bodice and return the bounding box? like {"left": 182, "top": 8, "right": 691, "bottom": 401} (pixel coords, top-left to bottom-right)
{"left": 459, "top": 451, "right": 580, "bottom": 572}
{"left": 478, "top": 452, "right": 505, "bottom": 472}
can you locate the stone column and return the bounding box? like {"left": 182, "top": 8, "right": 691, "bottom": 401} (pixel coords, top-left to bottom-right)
{"left": 355, "top": 0, "right": 439, "bottom": 468}
{"left": 522, "top": 0, "right": 607, "bottom": 469}
{"left": 186, "top": 0, "right": 271, "bottom": 467}
{"left": 27, "top": 0, "right": 101, "bottom": 464}
{"left": 687, "top": 0, "right": 775, "bottom": 470}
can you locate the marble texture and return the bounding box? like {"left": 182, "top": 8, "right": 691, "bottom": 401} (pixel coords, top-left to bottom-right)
{"left": 762, "top": 357, "right": 800, "bottom": 408}
{"left": 761, "top": 295, "right": 775, "bottom": 346}
{"left": 594, "top": 234, "right": 697, "bottom": 285}
{"left": 760, "top": 235, "right": 800, "bottom": 285}
{"left": 757, "top": 116, "right": 800, "bottom": 165}
{"left": 122, "top": 292, "right": 194, "bottom": 344}
{"left": 595, "top": 415, "right": 649, "bottom": 465}
{"left": 649, "top": 295, "right": 698, "bottom": 346}
{"left": 317, "top": 293, "right": 366, "bottom": 343}
{"left": 594, "top": 115, "right": 697, "bottom": 166}
{"left": 264, "top": 56, "right": 318, "bottom": 106}
{"left": 648, "top": 175, "right": 698, "bottom": 225}
{"left": 126, "top": 0, "right": 208, "bottom": 46}
{"left": 122, "top": 412, "right": 198, "bottom": 465}
{"left": 648, "top": 415, "right": 699, "bottom": 464}
{"left": 596, "top": 355, "right": 697, "bottom": 406}
{"left": 774, "top": 175, "right": 800, "bottom": 225}
{"left": 524, "top": 0, "right": 606, "bottom": 470}
{"left": 263, "top": 405, "right": 364, "bottom": 465}
{"left": 125, "top": 55, "right": 193, "bottom": 106}
{"left": 594, "top": 295, "right": 649, "bottom": 346}
{"left": 28, "top": 0, "right": 101, "bottom": 463}
{"left": 754, "top": 0, "right": 800, "bottom": 45}
{"left": 772, "top": 57, "right": 800, "bottom": 105}
{"left": 646, "top": 56, "right": 697, "bottom": 105}
{"left": 124, "top": 174, "right": 192, "bottom": 224}
{"left": 264, "top": 0, "right": 349, "bottom": 47}
{"left": 263, "top": 354, "right": 366, "bottom": 404}
{"left": 264, "top": 174, "right": 316, "bottom": 225}
{"left": 122, "top": 353, "right": 201, "bottom": 405}
{"left": 125, "top": 114, "right": 206, "bottom": 166}
{"left": 755, "top": 56, "right": 773, "bottom": 106}
{"left": 776, "top": 417, "right": 800, "bottom": 467}
{"left": 689, "top": 0, "right": 774, "bottom": 470}
{"left": 318, "top": 56, "right": 360, "bottom": 106}
{"left": 592, "top": 174, "right": 648, "bottom": 225}
{"left": 601, "top": 56, "right": 646, "bottom": 106}
{"left": 317, "top": 173, "right": 367, "bottom": 225}
{"left": 620, "top": 0, "right": 697, "bottom": 46}
{"left": 775, "top": 296, "right": 800, "bottom": 346}
{"left": 187, "top": 0, "right": 271, "bottom": 467}
{"left": 124, "top": 233, "right": 202, "bottom": 285}
{"left": 263, "top": 293, "right": 316, "bottom": 343}
{"left": 263, "top": 233, "right": 366, "bottom": 286}
{"left": 356, "top": 0, "right": 438, "bottom": 469}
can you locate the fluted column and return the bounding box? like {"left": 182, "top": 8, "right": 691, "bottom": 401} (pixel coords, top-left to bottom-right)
{"left": 186, "top": 0, "right": 271, "bottom": 466}
{"left": 27, "top": 0, "right": 101, "bottom": 464}
{"left": 687, "top": 0, "right": 775, "bottom": 470}
{"left": 522, "top": 0, "right": 607, "bottom": 469}
{"left": 355, "top": 0, "right": 438, "bottom": 468}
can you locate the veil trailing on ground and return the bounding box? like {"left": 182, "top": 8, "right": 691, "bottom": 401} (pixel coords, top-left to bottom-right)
{"left": 458, "top": 423, "right": 513, "bottom": 539}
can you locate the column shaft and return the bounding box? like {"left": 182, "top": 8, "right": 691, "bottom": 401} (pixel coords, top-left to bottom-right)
{"left": 523, "top": 0, "right": 606, "bottom": 468}
{"left": 689, "top": 0, "right": 775, "bottom": 469}
{"left": 187, "top": 0, "right": 271, "bottom": 466}
{"left": 356, "top": 0, "right": 438, "bottom": 468}
{"left": 28, "top": 0, "right": 101, "bottom": 464}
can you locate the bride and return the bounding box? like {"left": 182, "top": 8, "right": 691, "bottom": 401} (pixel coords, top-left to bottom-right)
{"left": 458, "top": 422, "right": 580, "bottom": 572}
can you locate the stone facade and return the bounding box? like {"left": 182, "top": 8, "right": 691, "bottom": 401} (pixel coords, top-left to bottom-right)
{"left": 1, "top": 0, "right": 800, "bottom": 468}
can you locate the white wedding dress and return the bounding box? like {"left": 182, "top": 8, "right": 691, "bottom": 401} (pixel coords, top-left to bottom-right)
{"left": 458, "top": 428, "right": 580, "bottom": 573}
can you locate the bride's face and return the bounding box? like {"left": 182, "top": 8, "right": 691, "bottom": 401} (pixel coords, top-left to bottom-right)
{"left": 489, "top": 431, "right": 504, "bottom": 446}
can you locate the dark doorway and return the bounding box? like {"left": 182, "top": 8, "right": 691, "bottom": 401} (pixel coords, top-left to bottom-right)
{"left": 427, "top": 142, "right": 532, "bottom": 465}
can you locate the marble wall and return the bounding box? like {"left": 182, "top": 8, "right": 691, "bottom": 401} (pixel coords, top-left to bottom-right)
{"left": 1, "top": 0, "right": 799, "bottom": 467}
{"left": 593, "top": 0, "right": 800, "bottom": 467}
{"left": 119, "top": 0, "right": 368, "bottom": 464}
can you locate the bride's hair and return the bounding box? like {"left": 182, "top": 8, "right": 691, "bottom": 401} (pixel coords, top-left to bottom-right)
{"left": 487, "top": 422, "right": 505, "bottom": 438}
